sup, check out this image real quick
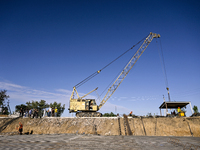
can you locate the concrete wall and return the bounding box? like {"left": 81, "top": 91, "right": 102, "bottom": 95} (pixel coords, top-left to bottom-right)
{"left": 0, "top": 117, "right": 199, "bottom": 137}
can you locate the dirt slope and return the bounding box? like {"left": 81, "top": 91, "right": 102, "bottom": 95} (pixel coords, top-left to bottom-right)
{"left": 0, "top": 117, "right": 199, "bottom": 137}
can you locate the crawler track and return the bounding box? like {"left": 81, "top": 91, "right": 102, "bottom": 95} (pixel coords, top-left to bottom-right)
{"left": 76, "top": 112, "right": 102, "bottom": 117}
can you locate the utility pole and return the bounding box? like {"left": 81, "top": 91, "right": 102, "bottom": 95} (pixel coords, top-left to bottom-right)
{"left": 7, "top": 99, "right": 12, "bottom": 115}
{"left": 163, "top": 95, "right": 168, "bottom": 114}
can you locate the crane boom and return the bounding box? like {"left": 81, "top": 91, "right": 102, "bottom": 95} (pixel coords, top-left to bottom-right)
{"left": 98, "top": 32, "right": 160, "bottom": 109}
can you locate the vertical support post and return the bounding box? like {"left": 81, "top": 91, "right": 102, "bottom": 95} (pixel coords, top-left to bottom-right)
{"left": 166, "top": 87, "right": 171, "bottom": 102}
{"left": 165, "top": 102, "right": 168, "bottom": 115}
{"left": 189, "top": 102, "right": 194, "bottom": 114}
{"left": 118, "top": 117, "right": 121, "bottom": 135}
{"left": 160, "top": 109, "right": 162, "bottom": 116}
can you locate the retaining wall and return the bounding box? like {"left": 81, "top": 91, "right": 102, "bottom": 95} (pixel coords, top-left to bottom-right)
{"left": 0, "top": 117, "right": 199, "bottom": 137}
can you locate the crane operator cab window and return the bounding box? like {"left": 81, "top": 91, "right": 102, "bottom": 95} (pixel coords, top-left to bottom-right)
{"left": 88, "top": 99, "right": 96, "bottom": 110}
{"left": 89, "top": 100, "right": 93, "bottom": 110}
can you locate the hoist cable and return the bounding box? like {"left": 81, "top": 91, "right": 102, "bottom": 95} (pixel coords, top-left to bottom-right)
{"left": 99, "top": 62, "right": 127, "bottom": 98}
{"left": 74, "top": 34, "right": 149, "bottom": 88}
{"left": 99, "top": 44, "right": 141, "bottom": 98}
{"left": 100, "top": 35, "right": 148, "bottom": 71}
{"left": 156, "top": 38, "right": 169, "bottom": 88}
{"left": 75, "top": 72, "right": 98, "bottom": 88}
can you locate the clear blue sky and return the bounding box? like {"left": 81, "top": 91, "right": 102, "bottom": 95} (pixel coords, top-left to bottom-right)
{"left": 0, "top": 0, "right": 199, "bottom": 116}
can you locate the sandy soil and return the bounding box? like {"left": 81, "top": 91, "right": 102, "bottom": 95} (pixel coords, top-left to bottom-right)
{"left": 0, "top": 117, "right": 199, "bottom": 137}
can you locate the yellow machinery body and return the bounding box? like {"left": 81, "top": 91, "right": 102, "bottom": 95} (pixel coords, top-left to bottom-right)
{"left": 69, "top": 99, "right": 98, "bottom": 113}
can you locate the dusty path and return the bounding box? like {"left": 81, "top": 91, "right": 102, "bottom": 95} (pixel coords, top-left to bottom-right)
{"left": 0, "top": 134, "right": 200, "bottom": 150}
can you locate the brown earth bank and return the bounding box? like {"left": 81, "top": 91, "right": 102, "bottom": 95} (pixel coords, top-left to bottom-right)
{"left": 0, "top": 117, "right": 199, "bottom": 137}
{"left": 0, "top": 115, "right": 8, "bottom": 117}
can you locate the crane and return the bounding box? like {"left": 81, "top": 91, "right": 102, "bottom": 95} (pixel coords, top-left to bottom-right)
{"left": 68, "top": 32, "right": 160, "bottom": 117}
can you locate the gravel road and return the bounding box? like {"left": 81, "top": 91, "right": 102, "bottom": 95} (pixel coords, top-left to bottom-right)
{"left": 0, "top": 134, "right": 200, "bottom": 150}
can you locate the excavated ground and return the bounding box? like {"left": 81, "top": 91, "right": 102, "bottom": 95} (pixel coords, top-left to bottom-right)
{"left": 0, "top": 117, "right": 199, "bottom": 137}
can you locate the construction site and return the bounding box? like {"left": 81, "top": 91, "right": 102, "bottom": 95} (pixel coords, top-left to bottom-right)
{"left": 0, "top": 31, "right": 199, "bottom": 148}
{"left": 1, "top": 32, "right": 199, "bottom": 139}
{"left": 0, "top": 116, "right": 200, "bottom": 149}
{"left": 1, "top": 0, "right": 200, "bottom": 149}
{"left": 0, "top": 115, "right": 200, "bottom": 136}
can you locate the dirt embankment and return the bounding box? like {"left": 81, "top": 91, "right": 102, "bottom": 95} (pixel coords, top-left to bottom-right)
{"left": 0, "top": 117, "right": 199, "bottom": 137}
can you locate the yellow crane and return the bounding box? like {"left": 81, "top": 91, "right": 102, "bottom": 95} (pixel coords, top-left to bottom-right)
{"left": 68, "top": 32, "right": 160, "bottom": 117}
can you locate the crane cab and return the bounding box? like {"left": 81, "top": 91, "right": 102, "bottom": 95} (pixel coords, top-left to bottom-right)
{"left": 69, "top": 98, "right": 98, "bottom": 113}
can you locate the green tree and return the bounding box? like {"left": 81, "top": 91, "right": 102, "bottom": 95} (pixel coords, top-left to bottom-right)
{"left": 38, "top": 100, "right": 49, "bottom": 110}
{"left": 0, "top": 90, "right": 10, "bottom": 115}
{"left": 25, "top": 100, "right": 49, "bottom": 110}
{"left": 49, "top": 102, "right": 65, "bottom": 117}
{"left": 1, "top": 106, "right": 9, "bottom": 115}
{"left": 0, "top": 90, "right": 9, "bottom": 106}
{"left": 26, "top": 100, "right": 49, "bottom": 117}
{"left": 146, "top": 112, "right": 153, "bottom": 117}
{"left": 37, "top": 100, "right": 49, "bottom": 117}
{"left": 193, "top": 105, "right": 199, "bottom": 113}
{"left": 102, "top": 112, "right": 116, "bottom": 117}
{"left": 16, "top": 100, "right": 49, "bottom": 117}
{"left": 15, "top": 100, "right": 65, "bottom": 117}
{"left": 15, "top": 104, "right": 28, "bottom": 112}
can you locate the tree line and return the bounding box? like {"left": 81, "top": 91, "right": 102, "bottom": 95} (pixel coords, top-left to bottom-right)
{"left": 0, "top": 89, "right": 65, "bottom": 117}
{"left": 16, "top": 100, "right": 65, "bottom": 117}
